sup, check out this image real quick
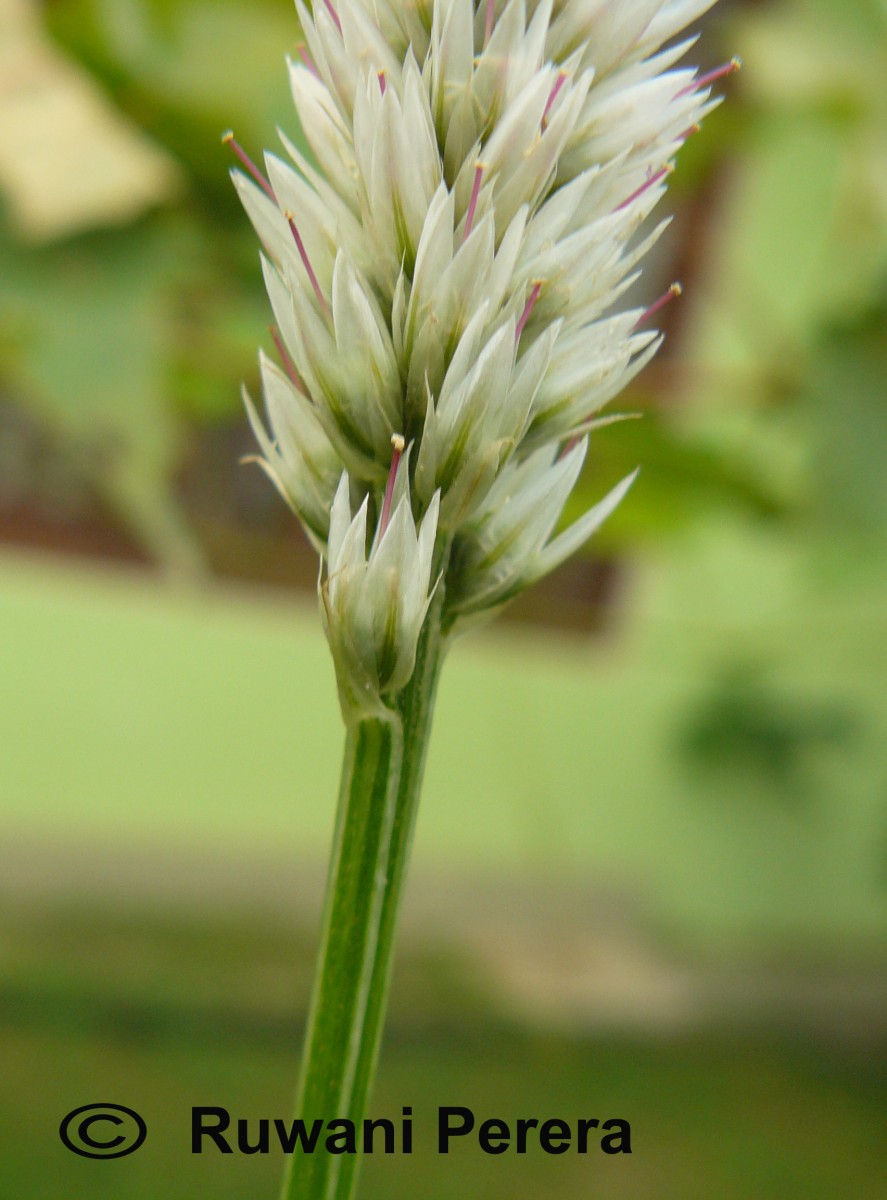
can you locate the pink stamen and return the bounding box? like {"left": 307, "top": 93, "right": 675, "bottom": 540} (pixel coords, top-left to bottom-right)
{"left": 677, "top": 123, "right": 702, "bottom": 144}
{"left": 222, "top": 131, "right": 276, "bottom": 202}
{"left": 378, "top": 70, "right": 387, "bottom": 95}
{"left": 321, "top": 0, "right": 343, "bottom": 35}
{"left": 634, "top": 282, "right": 682, "bottom": 328}
{"left": 284, "top": 210, "right": 329, "bottom": 313}
{"left": 676, "top": 57, "right": 741, "bottom": 98}
{"left": 462, "top": 163, "right": 485, "bottom": 244}
{"left": 616, "top": 165, "right": 672, "bottom": 212}
{"left": 297, "top": 45, "right": 319, "bottom": 77}
{"left": 484, "top": 0, "right": 495, "bottom": 44}
{"left": 542, "top": 71, "right": 568, "bottom": 131}
{"left": 379, "top": 434, "right": 405, "bottom": 537}
{"left": 269, "top": 325, "right": 307, "bottom": 395}
{"left": 515, "top": 281, "right": 543, "bottom": 342}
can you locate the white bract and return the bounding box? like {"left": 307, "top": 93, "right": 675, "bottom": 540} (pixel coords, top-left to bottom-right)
{"left": 235, "top": 0, "right": 725, "bottom": 717}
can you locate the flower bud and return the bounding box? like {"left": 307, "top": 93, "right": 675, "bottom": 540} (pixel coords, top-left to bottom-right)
{"left": 321, "top": 472, "right": 440, "bottom": 721}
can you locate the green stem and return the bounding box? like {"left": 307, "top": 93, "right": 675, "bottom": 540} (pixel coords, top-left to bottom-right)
{"left": 346, "top": 584, "right": 448, "bottom": 1140}
{"left": 280, "top": 593, "right": 447, "bottom": 1200}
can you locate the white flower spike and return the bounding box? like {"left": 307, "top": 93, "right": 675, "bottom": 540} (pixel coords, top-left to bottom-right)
{"left": 229, "top": 0, "right": 730, "bottom": 718}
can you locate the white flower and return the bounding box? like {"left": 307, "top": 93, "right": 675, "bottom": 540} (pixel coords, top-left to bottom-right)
{"left": 447, "top": 438, "right": 637, "bottom": 619}
{"left": 242, "top": 352, "right": 342, "bottom": 549}
{"left": 230, "top": 0, "right": 729, "bottom": 710}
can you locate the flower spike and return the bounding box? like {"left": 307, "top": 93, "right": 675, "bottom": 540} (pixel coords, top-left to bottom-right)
{"left": 234, "top": 0, "right": 728, "bottom": 687}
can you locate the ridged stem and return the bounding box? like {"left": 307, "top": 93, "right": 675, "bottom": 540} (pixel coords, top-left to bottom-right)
{"left": 280, "top": 582, "right": 447, "bottom": 1200}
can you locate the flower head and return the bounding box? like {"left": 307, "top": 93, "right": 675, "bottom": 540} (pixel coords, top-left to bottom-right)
{"left": 232, "top": 0, "right": 727, "bottom": 716}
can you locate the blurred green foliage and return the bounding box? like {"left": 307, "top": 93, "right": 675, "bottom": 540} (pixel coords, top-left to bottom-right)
{"left": 4, "top": 900, "right": 887, "bottom": 1200}
{"left": 577, "top": 0, "right": 887, "bottom": 549}
{"left": 679, "top": 661, "right": 863, "bottom": 798}
{"left": 45, "top": 0, "right": 301, "bottom": 188}
{"left": 0, "top": 0, "right": 308, "bottom": 573}
{"left": 660, "top": 0, "right": 887, "bottom": 549}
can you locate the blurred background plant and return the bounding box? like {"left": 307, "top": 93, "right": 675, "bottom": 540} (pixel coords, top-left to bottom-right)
{"left": 2, "top": 1, "right": 886, "bottom": 1198}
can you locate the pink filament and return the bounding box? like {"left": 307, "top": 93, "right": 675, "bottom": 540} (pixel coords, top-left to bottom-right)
{"left": 222, "top": 132, "right": 276, "bottom": 202}
{"left": 515, "top": 282, "right": 543, "bottom": 342}
{"left": 269, "top": 325, "right": 307, "bottom": 395}
{"left": 321, "top": 0, "right": 343, "bottom": 35}
{"left": 379, "top": 436, "right": 405, "bottom": 537}
{"left": 285, "top": 212, "right": 329, "bottom": 313}
{"left": 634, "top": 283, "right": 682, "bottom": 329}
{"left": 676, "top": 57, "right": 740, "bottom": 98}
{"left": 462, "top": 164, "right": 485, "bottom": 244}
{"left": 484, "top": 0, "right": 495, "bottom": 44}
{"left": 560, "top": 433, "right": 583, "bottom": 459}
{"left": 297, "top": 45, "right": 319, "bottom": 77}
{"left": 616, "top": 165, "right": 670, "bottom": 212}
{"left": 542, "top": 72, "right": 568, "bottom": 130}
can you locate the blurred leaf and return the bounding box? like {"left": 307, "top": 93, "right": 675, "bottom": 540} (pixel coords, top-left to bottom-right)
{"left": 45, "top": 0, "right": 308, "bottom": 192}
{"left": 678, "top": 662, "right": 862, "bottom": 800}
{"left": 691, "top": 115, "right": 862, "bottom": 372}
{"left": 561, "top": 393, "right": 789, "bottom": 550}
{"left": 686, "top": 0, "right": 887, "bottom": 389}
{"left": 737, "top": 0, "right": 887, "bottom": 108}
{"left": 667, "top": 0, "right": 887, "bottom": 566}
{"left": 805, "top": 304, "right": 887, "bottom": 540}
{"left": 0, "top": 217, "right": 204, "bottom": 575}
{"left": 0, "top": 0, "right": 180, "bottom": 241}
